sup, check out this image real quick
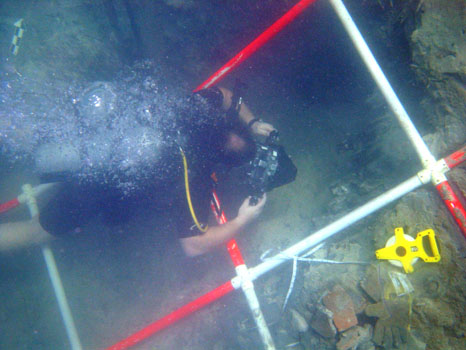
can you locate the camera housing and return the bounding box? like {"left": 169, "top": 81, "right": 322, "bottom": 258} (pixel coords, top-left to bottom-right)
{"left": 247, "top": 131, "right": 297, "bottom": 205}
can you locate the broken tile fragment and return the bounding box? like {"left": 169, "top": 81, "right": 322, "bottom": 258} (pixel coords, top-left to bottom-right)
{"left": 323, "top": 285, "right": 358, "bottom": 332}
{"left": 336, "top": 325, "right": 372, "bottom": 350}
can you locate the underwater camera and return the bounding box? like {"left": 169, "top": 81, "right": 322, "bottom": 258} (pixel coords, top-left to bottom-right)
{"left": 247, "top": 131, "right": 297, "bottom": 205}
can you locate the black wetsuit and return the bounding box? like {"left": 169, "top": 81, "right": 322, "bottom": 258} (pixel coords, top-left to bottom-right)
{"left": 39, "top": 87, "right": 227, "bottom": 239}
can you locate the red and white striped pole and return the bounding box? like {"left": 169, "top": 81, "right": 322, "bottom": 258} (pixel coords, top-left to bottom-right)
{"left": 193, "top": 0, "right": 318, "bottom": 92}
{"left": 436, "top": 145, "right": 466, "bottom": 237}
{"left": 211, "top": 189, "right": 275, "bottom": 349}
{"left": 0, "top": 197, "right": 20, "bottom": 214}
{"left": 444, "top": 145, "right": 466, "bottom": 169}
{"left": 210, "top": 190, "right": 245, "bottom": 266}
{"left": 105, "top": 281, "right": 237, "bottom": 350}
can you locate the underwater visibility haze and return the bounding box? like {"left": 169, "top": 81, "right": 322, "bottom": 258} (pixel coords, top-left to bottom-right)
{"left": 0, "top": 0, "right": 465, "bottom": 349}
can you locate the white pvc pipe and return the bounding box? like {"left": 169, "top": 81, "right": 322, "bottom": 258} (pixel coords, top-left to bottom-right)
{"left": 235, "top": 265, "right": 276, "bottom": 350}
{"left": 21, "top": 184, "right": 82, "bottom": 350}
{"left": 42, "top": 246, "right": 83, "bottom": 350}
{"left": 328, "top": 0, "right": 436, "bottom": 168}
{"left": 249, "top": 175, "right": 422, "bottom": 280}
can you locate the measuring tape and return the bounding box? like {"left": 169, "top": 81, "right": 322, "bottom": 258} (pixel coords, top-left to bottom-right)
{"left": 376, "top": 227, "right": 441, "bottom": 273}
{"left": 10, "top": 19, "right": 25, "bottom": 56}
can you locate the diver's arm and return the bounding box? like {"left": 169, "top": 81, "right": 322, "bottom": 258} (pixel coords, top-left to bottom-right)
{"left": 0, "top": 216, "right": 54, "bottom": 252}
{"left": 180, "top": 217, "right": 246, "bottom": 257}
{"left": 218, "top": 87, "right": 275, "bottom": 137}
{"left": 180, "top": 194, "right": 266, "bottom": 257}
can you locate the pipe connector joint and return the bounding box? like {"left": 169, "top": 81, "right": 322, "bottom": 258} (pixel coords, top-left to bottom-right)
{"left": 431, "top": 159, "right": 449, "bottom": 185}
{"left": 231, "top": 275, "right": 242, "bottom": 290}
{"left": 417, "top": 159, "right": 449, "bottom": 186}
{"left": 21, "top": 184, "right": 39, "bottom": 217}
{"left": 417, "top": 168, "right": 432, "bottom": 185}
{"left": 235, "top": 264, "right": 261, "bottom": 310}
{"left": 231, "top": 265, "right": 252, "bottom": 290}
{"left": 235, "top": 264, "right": 253, "bottom": 290}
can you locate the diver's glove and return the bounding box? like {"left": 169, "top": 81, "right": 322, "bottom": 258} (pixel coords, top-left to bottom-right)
{"left": 365, "top": 297, "right": 410, "bottom": 349}
{"left": 361, "top": 264, "right": 415, "bottom": 349}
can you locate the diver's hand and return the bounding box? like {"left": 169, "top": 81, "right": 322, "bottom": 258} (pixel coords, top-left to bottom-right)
{"left": 236, "top": 194, "right": 267, "bottom": 225}
{"left": 366, "top": 299, "right": 410, "bottom": 349}
{"left": 251, "top": 121, "right": 276, "bottom": 137}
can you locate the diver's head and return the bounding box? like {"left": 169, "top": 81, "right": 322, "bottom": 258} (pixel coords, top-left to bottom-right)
{"left": 218, "top": 121, "right": 256, "bottom": 167}
{"left": 184, "top": 112, "right": 256, "bottom": 167}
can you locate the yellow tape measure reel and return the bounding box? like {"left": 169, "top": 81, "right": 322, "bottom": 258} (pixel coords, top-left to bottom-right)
{"left": 376, "top": 227, "right": 441, "bottom": 273}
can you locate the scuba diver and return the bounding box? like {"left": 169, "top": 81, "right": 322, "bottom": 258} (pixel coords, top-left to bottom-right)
{"left": 0, "top": 81, "right": 295, "bottom": 257}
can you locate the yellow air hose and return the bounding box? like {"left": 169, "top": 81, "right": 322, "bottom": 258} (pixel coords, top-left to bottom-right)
{"left": 180, "top": 147, "right": 208, "bottom": 233}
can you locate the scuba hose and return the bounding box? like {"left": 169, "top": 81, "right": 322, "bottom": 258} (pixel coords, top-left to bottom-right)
{"left": 180, "top": 147, "right": 208, "bottom": 233}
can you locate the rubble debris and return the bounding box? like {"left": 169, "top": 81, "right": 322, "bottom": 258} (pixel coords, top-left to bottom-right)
{"left": 336, "top": 324, "right": 372, "bottom": 350}
{"left": 290, "top": 308, "right": 309, "bottom": 333}
{"left": 413, "top": 298, "right": 456, "bottom": 328}
{"left": 360, "top": 265, "right": 383, "bottom": 302}
{"left": 309, "top": 304, "right": 337, "bottom": 339}
{"left": 275, "top": 328, "right": 298, "bottom": 349}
